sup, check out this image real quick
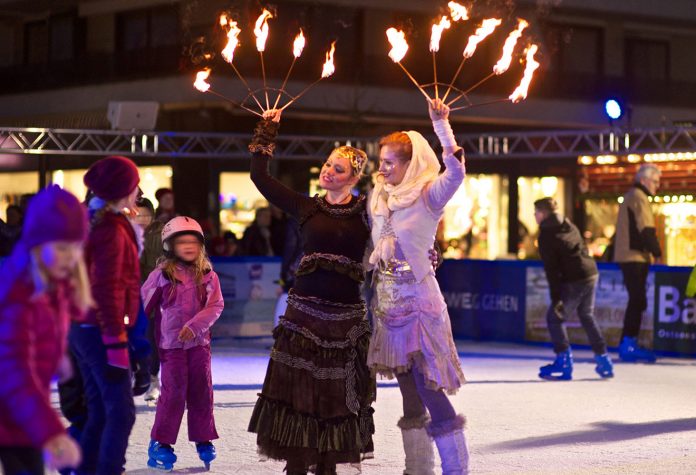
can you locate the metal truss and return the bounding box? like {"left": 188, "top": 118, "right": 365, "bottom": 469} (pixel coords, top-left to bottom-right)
{"left": 1, "top": 126, "right": 696, "bottom": 160}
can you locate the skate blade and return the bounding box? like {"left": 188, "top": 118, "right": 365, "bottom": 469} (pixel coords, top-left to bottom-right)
{"left": 539, "top": 373, "right": 572, "bottom": 381}
{"left": 147, "top": 458, "right": 174, "bottom": 472}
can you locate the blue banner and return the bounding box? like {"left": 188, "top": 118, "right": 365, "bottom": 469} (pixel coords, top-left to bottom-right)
{"left": 437, "top": 259, "right": 527, "bottom": 341}
{"left": 653, "top": 266, "right": 696, "bottom": 355}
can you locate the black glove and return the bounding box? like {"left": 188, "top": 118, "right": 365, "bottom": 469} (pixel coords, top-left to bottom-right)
{"left": 132, "top": 359, "right": 151, "bottom": 396}
{"left": 248, "top": 119, "right": 280, "bottom": 156}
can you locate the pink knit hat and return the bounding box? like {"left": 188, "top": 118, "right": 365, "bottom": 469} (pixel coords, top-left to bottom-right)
{"left": 21, "top": 185, "right": 88, "bottom": 249}
{"left": 83, "top": 155, "right": 140, "bottom": 201}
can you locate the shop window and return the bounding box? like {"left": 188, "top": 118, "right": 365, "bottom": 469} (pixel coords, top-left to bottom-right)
{"left": 51, "top": 166, "right": 172, "bottom": 207}
{"left": 219, "top": 172, "right": 268, "bottom": 239}
{"left": 0, "top": 172, "right": 39, "bottom": 221}
{"left": 441, "top": 174, "right": 509, "bottom": 260}
{"left": 517, "top": 176, "right": 566, "bottom": 259}
{"left": 625, "top": 38, "right": 669, "bottom": 81}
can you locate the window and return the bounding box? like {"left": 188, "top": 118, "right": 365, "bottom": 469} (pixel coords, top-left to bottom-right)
{"left": 545, "top": 23, "right": 603, "bottom": 76}
{"left": 117, "top": 7, "right": 179, "bottom": 52}
{"left": 625, "top": 38, "right": 669, "bottom": 81}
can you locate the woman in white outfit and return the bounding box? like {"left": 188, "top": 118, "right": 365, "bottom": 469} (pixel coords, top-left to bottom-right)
{"left": 367, "top": 99, "right": 468, "bottom": 475}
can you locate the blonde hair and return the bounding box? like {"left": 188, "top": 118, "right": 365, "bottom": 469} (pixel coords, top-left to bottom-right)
{"left": 30, "top": 247, "right": 93, "bottom": 312}
{"left": 157, "top": 241, "right": 213, "bottom": 287}
{"left": 332, "top": 145, "right": 368, "bottom": 176}
{"left": 379, "top": 132, "right": 412, "bottom": 162}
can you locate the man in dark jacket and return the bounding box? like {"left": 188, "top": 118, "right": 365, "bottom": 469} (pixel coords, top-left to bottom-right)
{"left": 534, "top": 197, "right": 614, "bottom": 380}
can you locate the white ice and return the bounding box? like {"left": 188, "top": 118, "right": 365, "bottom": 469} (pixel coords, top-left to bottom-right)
{"left": 114, "top": 340, "right": 696, "bottom": 474}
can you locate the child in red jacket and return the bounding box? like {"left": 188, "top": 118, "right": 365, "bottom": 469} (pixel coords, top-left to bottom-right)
{"left": 70, "top": 155, "right": 141, "bottom": 475}
{"left": 141, "top": 216, "right": 224, "bottom": 471}
{"left": 0, "top": 186, "right": 89, "bottom": 475}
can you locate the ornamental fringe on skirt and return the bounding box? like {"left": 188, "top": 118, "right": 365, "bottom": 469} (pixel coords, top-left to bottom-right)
{"left": 248, "top": 289, "right": 376, "bottom": 469}
{"left": 367, "top": 270, "right": 466, "bottom": 394}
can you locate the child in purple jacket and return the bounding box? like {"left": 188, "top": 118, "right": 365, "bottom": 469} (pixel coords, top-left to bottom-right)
{"left": 141, "top": 216, "right": 224, "bottom": 471}
{"left": 0, "top": 186, "right": 88, "bottom": 475}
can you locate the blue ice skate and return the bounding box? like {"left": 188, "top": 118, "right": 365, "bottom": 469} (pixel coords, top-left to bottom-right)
{"left": 618, "top": 337, "right": 657, "bottom": 363}
{"left": 196, "top": 442, "right": 216, "bottom": 471}
{"left": 594, "top": 353, "right": 614, "bottom": 378}
{"left": 539, "top": 349, "right": 573, "bottom": 380}
{"left": 147, "top": 440, "right": 176, "bottom": 471}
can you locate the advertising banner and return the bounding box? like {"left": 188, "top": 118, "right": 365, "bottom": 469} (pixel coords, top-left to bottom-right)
{"left": 525, "top": 263, "right": 654, "bottom": 348}
{"left": 437, "top": 259, "right": 527, "bottom": 341}
{"left": 212, "top": 257, "right": 281, "bottom": 338}
{"left": 653, "top": 267, "right": 696, "bottom": 355}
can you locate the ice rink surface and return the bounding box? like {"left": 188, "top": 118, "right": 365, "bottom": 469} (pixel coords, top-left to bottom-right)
{"left": 120, "top": 340, "right": 696, "bottom": 474}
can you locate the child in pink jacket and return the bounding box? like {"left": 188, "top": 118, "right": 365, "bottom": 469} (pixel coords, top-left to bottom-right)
{"left": 0, "top": 186, "right": 88, "bottom": 475}
{"left": 141, "top": 216, "right": 224, "bottom": 471}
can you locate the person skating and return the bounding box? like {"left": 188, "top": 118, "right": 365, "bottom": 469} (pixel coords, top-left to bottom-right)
{"left": 534, "top": 197, "right": 614, "bottom": 380}
{"left": 141, "top": 216, "right": 224, "bottom": 471}
{"left": 71, "top": 155, "right": 140, "bottom": 475}
{"left": 367, "top": 99, "right": 468, "bottom": 475}
{"left": 613, "top": 164, "right": 662, "bottom": 362}
{"left": 0, "top": 186, "right": 88, "bottom": 475}
{"left": 247, "top": 109, "right": 375, "bottom": 475}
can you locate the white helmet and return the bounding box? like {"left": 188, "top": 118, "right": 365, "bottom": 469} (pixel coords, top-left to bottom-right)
{"left": 161, "top": 216, "right": 204, "bottom": 250}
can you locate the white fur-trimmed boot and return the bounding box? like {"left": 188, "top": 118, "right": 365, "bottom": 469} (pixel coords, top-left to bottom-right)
{"left": 398, "top": 414, "right": 435, "bottom": 475}
{"left": 430, "top": 415, "right": 469, "bottom": 475}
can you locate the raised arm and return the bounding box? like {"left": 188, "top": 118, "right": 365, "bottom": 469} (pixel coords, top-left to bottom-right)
{"left": 426, "top": 99, "right": 466, "bottom": 211}
{"left": 249, "top": 110, "right": 312, "bottom": 218}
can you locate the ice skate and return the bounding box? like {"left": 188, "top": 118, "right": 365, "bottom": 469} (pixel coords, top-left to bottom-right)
{"left": 147, "top": 440, "right": 176, "bottom": 471}
{"left": 196, "top": 441, "right": 216, "bottom": 470}
{"left": 538, "top": 349, "right": 573, "bottom": 380}
{"left": 594, "top": 353, "right": 614, "bottom": 378}
{"left": 618, "top": 337, "right": 656, "bottom": 363}
{"left": 144, "top": 375, "right": 160, "bottom": 405}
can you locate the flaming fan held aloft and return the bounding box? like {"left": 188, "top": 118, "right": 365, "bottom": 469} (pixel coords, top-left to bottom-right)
{"left": 385, "top": 2, "right": 540, "bottom": 112}
{"left": 192, "top": 9, "right": 337, "bottom": 116}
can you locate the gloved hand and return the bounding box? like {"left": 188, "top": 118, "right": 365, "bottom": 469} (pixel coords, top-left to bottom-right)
{"left": 553, "top": 300, "right": 565, "bottom": 316}
{"left": 103, "top": 334, "right": 130, "bottom": 383}
{"left": 43, "top": 433, "right": 82, "bottom": 471}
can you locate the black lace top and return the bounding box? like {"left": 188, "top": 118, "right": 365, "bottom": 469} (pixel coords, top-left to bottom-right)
{"left": 250, "top": 154, "right": 370, "bottom": 303}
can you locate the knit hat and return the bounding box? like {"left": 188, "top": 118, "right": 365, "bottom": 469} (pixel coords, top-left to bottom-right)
{"left": 155, "top": 188, "right": 173, "bottom": 202}
{"left": 83, "top": 156, "right": 140, "bottom": 201}
{"left": 21, "top": 185, "right": 88, "bottom": 249}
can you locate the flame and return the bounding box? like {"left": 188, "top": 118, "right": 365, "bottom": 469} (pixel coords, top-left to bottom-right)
{"left": 293, "top": 29, "right": 306, "bottom": 58}
{"left": 321, "top": 41, "right": 336, "bottom": 78}
{"left": 463, "top": 18, "right": 501, "bottom": 58}
{"left": 509, "top": 44, "right": 540, "bottom": 103}
{"left": 430, "top": 16, "right": 452, "bottom": 53}
{"left": 194, "top": 68, "right": 211, "bottom": 92}
{"left": 220, "top": 20, "right": 242, "bottom": 63}
{"left": 219, "top": 14, "right": 228, "bottom": 27}
{"left": 254, "top": 9, "right": 273, "bottom": 52}
{"left": 448, "top": 2, "right": 469, "bottom": 21}
{"left": 386, "top": 27, "right": 408, "bottom": 62}
{"left": 493, "top": 19, "right": 528, "bottom": 75}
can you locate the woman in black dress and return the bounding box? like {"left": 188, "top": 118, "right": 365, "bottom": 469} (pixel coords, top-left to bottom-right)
{"left": 247, "top": 110, "right": 375, "bottom": 475}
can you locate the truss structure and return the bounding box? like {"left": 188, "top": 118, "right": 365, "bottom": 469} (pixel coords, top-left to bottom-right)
{"left": 1, "top": 126, "right": 696, "bottom": 160}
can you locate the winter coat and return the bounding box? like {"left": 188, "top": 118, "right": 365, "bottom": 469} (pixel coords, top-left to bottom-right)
{"left": 141, "top": 264, "right": 224, "bottom": 350}
{"left": 614, "top": 184, "right": 662, "bottom": 263}
{"left": 537, "top": 213, "right": 598, "bottom": 303}
{"left": 82, "top": 210, "right": 139, "bottom": 339}
{"left": 140, "top": 220, "right": 164, "bottom": 282}
{"left": 0, "top": 278, "right": 79, "bottom": 447}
